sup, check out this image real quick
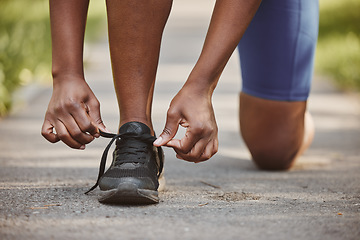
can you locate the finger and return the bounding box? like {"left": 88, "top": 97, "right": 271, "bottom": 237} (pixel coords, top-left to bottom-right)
{"left": 54, "top": 120, "right": 85, "bottom": 149}
{"left": 213, "top": 138, "right": 219, "bottom": 155}
{"left": 197, "top": 139, "right": 218, "bottom": 162}
{"left": 153, "top": 109, "right": 181, "bottom": 147}
{"left": 63, "top": 115, "right": 94, "bottom": 145}
{"left": 68, "top": 101, "right": 99, "bottom": 138}
{"left": 41, "top": 119, "right": 60, "bottom": 143}
{"left": 69, "top": 104, "right": 99, "bottom": 138}
{"left": 165, "top": 139, "right": 181, "bottom": 148}
{"left": 175, "top": 141, "right": 214, "bottom": 163}
{"left": 87, "top": 100, "right": 109, "bottom": 135}
{"left": 173, "top": 139, "right": 209, "bottom": 162}
{"left": 194, "top": 138, "right": 218, "bottom": 162}
{"left": 169, "top": 127, "right": 203, "bottom": 154}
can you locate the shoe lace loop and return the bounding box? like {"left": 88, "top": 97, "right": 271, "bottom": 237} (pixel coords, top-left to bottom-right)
{"left": 85, "top": 130, "right": 160, "bottom": 194}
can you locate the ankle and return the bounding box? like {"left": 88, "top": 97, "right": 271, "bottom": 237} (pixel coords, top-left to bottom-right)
{"left": 119, "top": 118, "right": 154, "bottom": 135}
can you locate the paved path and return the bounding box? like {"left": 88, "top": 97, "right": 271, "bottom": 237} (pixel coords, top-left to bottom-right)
{"left": 1, "top": 1, "right": 359, "bottom": 239}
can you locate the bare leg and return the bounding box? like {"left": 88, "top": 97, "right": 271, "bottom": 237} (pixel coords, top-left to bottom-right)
{"left": 106, "top": 0, "right": 172, "bottom": 133}
{"left": 239, "top": 92, "right": 314, "bottom": 170}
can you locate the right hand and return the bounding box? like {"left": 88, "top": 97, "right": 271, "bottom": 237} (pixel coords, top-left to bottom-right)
{"left": 41, "top": 75, "right": 107, "bottom": 149}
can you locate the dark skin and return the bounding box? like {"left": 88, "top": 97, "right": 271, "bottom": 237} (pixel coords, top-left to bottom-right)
{"left": 240, "top": 93, "right": 309, "bottom": 170}
{"left": 42, "top": 0, "right": 313, "bottom": 169}
{"left": 106, "top": 0, "right": 172, "bottom": 132}
{"left": 153, "top": 0, "right": 262, "bottom": 162}
{"left": 42, "top": 0, "right": 105, "bottom": 150}
{"left": 154, "top": 0, "right": 314, "bottom": 168}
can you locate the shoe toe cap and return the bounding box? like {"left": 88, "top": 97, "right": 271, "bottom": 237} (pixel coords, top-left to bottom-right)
{"left": 99, "top": 176, "right": 157, "bottom": 191}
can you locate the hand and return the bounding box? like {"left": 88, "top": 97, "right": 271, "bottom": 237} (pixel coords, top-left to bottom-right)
{"left": 153, "top": 85, "right": 218, "bottom": 162}
{"left": 41, "top": 75, "right": 107, "bottom": 149}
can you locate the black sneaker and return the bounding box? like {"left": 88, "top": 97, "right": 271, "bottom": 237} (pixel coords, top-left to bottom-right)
{"left": 85, "top": 122, "right": 165, "bottom": 204}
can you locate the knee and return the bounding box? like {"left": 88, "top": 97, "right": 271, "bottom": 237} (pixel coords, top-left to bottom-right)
{"left": 239, "top": 92, "right": 308, "bottom": 171}
{"left": 250, "top": 148, "right": 298, "bottom": 171}
{"left": 245, "top": 130, "right": 302, "bottom": 171}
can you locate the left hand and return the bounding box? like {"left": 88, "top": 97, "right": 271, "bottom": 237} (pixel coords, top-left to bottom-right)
{"left": 153, "top": 85, "right": 218, "bottom": 163}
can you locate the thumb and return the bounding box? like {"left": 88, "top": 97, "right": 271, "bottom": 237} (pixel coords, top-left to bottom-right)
{"left": 154, "top": 111, "right": 180, "bottom": 147}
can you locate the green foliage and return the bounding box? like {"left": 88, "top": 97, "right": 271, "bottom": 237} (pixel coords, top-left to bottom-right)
{"left": 0, "top": 0, "right": 51, "bottom": 116}
{"left": 0, "top": 0, "right": 106, "bottom": 117}
{"left": 316, "top": 0, "right": 360, "bottom": 90}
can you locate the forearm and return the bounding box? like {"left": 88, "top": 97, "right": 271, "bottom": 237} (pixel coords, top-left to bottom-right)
{"left": 49, "top": 0, "right": 89, "bottom": 81}
{"left": 187, "top": 0, "right": 261, "bottom": 93}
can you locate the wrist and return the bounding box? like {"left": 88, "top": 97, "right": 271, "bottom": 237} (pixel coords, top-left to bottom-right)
{"left": 52, "top": 63, "right": 84, "bottom": 77}
{"left": 183, "top": 72, "right": 218, "bottom": 96}
{"left": 52, "top": 71, "right": 85, "bottom": 87}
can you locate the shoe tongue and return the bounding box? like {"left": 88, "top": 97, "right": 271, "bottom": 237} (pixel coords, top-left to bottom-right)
{"left": 119, "top": 122, "right": 151, "bottom": 135}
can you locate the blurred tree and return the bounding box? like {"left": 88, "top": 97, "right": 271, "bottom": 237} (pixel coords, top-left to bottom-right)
{"left": 0, "top": 0, "right": 106, "bottom": 117}
{"left": 0, "top": 0, "right": 51, "bottom": 116}
{"left": 316, "top": 0, "right": 360, "bottom": 90}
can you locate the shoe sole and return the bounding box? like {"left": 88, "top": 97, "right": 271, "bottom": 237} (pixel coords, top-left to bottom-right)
{"left": 98, "top": 182, "right": 159, "bottom": 205}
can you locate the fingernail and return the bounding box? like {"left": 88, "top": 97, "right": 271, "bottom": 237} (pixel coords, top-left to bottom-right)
{"left": 80, "top": 145, "right": 86, "bottom": 150}
{"left": 153, "top": 136, "right": 162, "bottom": 145}
{"left": 94, "top": 133, "right": 100, "bottom": 138}
{"left": 98, "top": 125, "right": 110, "bottom": 133}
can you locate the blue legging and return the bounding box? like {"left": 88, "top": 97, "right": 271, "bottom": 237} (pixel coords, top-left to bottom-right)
{"left": 238, "top": 0, "right": 319, "bottom": 101}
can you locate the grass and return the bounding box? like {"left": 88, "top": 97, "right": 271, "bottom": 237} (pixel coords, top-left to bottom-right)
{"left": 0, "top": 0, "right": 106, "bottom": 117}
{"left": 316, "top": 0, "right": 360, "bottom": 90}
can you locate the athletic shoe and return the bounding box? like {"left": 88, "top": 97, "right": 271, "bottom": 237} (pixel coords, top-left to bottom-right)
{"left": 85, "top": 121, "right": 164, "bottom": 204}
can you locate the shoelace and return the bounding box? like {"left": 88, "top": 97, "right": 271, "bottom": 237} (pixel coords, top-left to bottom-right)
{"left": 85, "top": 130, "right": 159, "bottom": 194}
